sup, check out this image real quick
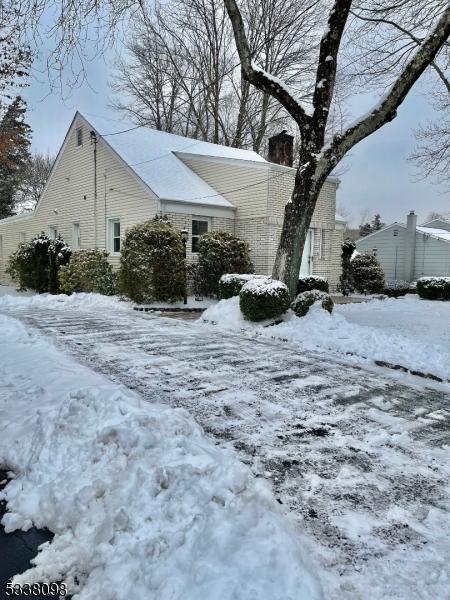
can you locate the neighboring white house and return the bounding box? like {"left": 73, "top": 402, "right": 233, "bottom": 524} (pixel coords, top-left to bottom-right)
{"left": 0, "top": 112, "right": 344, "bottom": 288}
{"left": 356, "top": 210, "right": 450, "bottom": 282}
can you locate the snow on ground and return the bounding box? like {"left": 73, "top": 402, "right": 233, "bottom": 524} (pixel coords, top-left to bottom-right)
{"left": 200, "top": 295, "right": 450, "bottom": 381}
{"left": 0, "top": 286, "right": 132, "bottom": 312}
{"left": 0, "top": 313, "right": 320, "bottom": 600}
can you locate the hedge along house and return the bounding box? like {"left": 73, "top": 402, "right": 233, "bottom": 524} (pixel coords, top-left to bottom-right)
{"left": 0, "top": 113, "right": 344, "bottom": 288}
{"left": 356, "top": 211, "right": 450, "bottom": 282}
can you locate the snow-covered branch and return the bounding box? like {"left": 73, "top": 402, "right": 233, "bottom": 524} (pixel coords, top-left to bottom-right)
{"left": 223, "top": 0, "right": 312, "bottom": 129}
{"left": 311, "top": 0, "right": 352, "bottom": 146}
{"left": 316, "top": 4, "right": 450, "bottom": 184}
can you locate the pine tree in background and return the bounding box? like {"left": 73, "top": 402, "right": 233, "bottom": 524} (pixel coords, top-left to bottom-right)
{"left": 0, "top": 96, "right": 32, "bottom": 218}
{"left": 358, "top": 222, "right": 373, "bottom": 238}
{"left": 371, "top": 214, "right": 385, "bottom": 232}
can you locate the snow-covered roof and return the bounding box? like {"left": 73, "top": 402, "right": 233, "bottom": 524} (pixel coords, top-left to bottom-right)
{"left": 417, "top": 226, "right": 450, "bottom": 243}
{"left": 80, "top": 113, "right": 267, "bottom": 208}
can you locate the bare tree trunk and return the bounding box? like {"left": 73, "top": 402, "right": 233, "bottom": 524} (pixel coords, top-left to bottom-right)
{"left": 272, "top": 167, "right": 319, "bottom": 298}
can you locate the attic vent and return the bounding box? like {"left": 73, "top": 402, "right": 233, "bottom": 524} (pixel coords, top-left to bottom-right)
{"left": 76, "top": 127, "right": 83, "bottom": 147}
{"left": 393, "top": 229, "right": 398, "bottom": 236}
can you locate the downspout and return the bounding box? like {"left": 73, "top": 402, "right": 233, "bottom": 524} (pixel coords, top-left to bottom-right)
{"left": 90, "top": 131, "right": 98, "bottom": 247}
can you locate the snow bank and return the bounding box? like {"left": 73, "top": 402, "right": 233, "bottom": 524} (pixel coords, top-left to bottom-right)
{"left": 200, "top": 296, "right": 450, "bottom": 381}
{"left": 0, "top": 290, "right": 132, "bottom": 312}
{"left": 0, "top": 314, "right": 320, "bottom": 600}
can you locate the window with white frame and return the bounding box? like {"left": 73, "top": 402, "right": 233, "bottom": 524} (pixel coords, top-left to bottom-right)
{"left": 19, "top": 232, "right": 26, "bottom": 243}
{"left": 191, "top": 219, "right": 209, "bottom": 253}
{"left": 49, "top": 226, "right": 58, "bottom": 240}
{"left": 108, "top": 219, "right": 121, "bottom": 253}
{"left": 72, "top": 223, "right": 81, "bottom": 250}
{"left": 76, "top": 127, "right": 83, "bottom": 147}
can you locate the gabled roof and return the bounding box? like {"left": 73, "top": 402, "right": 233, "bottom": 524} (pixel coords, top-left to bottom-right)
{"left": 81, "top": 113, "right": 267, "bottom": 208}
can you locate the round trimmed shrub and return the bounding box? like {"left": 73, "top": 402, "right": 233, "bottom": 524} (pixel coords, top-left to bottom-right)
{"left": 218, "top": 273, "right": 267, "bottom": 299}
{"left": 296, "top": 275, "right": 329, "bottom": 295}
{"left": 197, "top": 231, "right": 253, "bottom": 296}
{"left": 59, "top": 249, "right": 116, "bottom": 295}
{"left": 239, "top": 278, "right": 290, "bottom": 321}
{"left": 292, "top": 290, "right": 334, "bottom": 317}
{"left": 417, "top": 277, "right": 450, "bottom": 300}
{"left": 118, "top": 217, "right": 186, "bottom": 303}
{"left": 351, "top": 253, "right": 385, "bottom": 294}
{"left": 7, "top": 232, "right": 71, "bottom": 293}
{"left": 383, "top": 280, "right": 410, "bottom": 298}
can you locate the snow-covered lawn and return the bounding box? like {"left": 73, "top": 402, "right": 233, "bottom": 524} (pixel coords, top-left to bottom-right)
{"left": 0, "top": 313, "right": 320, "bottom": 600}
{"left": 201, "top": 295, "right": 450, "bottom": 381}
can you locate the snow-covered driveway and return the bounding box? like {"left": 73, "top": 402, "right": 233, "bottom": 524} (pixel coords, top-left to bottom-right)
{"left": 2, "top": 299, "right": 450, "bottom": 600}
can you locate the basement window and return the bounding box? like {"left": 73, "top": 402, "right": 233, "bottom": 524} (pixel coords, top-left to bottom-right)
{"left": 191, "top": 219, "right": 209, "bottom": 253}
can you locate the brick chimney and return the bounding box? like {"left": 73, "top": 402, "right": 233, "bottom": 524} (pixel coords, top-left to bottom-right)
{"left": 405, "top": 210, "right": 417, "bottom": 282}
{"left": 268, "top": 130, "right": 294, "bottom": 167}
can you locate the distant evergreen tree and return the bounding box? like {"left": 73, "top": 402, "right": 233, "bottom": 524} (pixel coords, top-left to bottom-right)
{"left": 358, "top": 222, "right": 373, "bottom": 237}
{"left": 371, "top": 213, "right": 385, "bottom": 231}
{"left": 0, "top": 96, "right": 31, "bottom": 218}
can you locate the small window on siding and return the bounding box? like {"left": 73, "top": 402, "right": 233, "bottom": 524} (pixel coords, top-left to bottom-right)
{"left": 109, "top": 219, "right": 121, "bottom": 253}
{"left": 393, "top": 229, "right": 398, "bottom": 237}
{"left": 73, "top": 223, "right": 81, "bottom": 250}
{"left": 49, "top": 226, "right": 58, "bottom": 240}
{"left": 19, "top": 232, "right": 26, "bottom": 243}
{"left": 192, "top": 219, "right": 208, "bottom": 253}
{"left": 76, "top": 127, "right": 83, "bottom": 147}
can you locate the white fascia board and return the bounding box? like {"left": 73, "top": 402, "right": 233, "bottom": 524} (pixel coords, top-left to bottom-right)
{"left": 160, "top": 199, "right": 235, "bottom": 219}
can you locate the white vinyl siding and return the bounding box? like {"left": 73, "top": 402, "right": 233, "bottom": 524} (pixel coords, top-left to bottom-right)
{"left": 49, "top": 226, "right": 58, "bottom": 240}
{"left": 19, "top": 232, "right": 26, "bottom": 243}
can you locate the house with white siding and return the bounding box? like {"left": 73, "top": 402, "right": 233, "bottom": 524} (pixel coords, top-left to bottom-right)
{"left": 0, "top": 112, "right": 344, "bottom": 288}
{"left": 356, "top": 211, "right": 450, "bottom": 282}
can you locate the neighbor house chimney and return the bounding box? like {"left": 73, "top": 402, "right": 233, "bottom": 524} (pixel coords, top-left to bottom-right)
{"left": 405, "top": 210, "right": 417, "bottom": 282}
{"left": 268, "top": 130, "right": 294, "bottom": 167}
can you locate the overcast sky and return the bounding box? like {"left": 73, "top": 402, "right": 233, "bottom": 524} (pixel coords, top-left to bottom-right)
{"left": 23, "top": 48, "right": 449, "bottom": 228}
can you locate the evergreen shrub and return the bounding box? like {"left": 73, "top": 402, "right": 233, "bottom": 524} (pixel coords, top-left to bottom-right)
{"left": 296, "top": 275, "right": 329, "bottom": 295}
{"left": 7, "top": 233, "right": 71, "bottom": 293}
{"left": 291, "top": 290, "right": 334, "bottom": 317}
{"left": 118, "top": 217, "right": 186, "bottom": 303}
{"left": 59, "top": 249, "right": 116, "bottom": 295}
{"left": 351, "top": 253, "right": 385, "bottom": 293}
{"left": 383, "top": 280, "right": 410, "bottom": 298}
{"left": 197, "top": 231, "right": 253, "bottom": 296}
{"left": 239, "top": 278, "right": 290, "bottom": 321}
{"left": 416, "top": 277, "right": 450, "bottom": 300}
{"left": 218, "top": 273, "right": 267, "bottom": 299}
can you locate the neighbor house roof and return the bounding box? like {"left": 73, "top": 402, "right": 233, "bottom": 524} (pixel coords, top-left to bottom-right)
{"left": 416, "top": 226, "right": 450, "bottom": 243}
{"left": 80, "top": 113, "right": 267, "bottom": 209}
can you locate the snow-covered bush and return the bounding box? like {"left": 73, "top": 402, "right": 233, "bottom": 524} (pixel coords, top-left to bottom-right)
{"left": 239, "top": 278, "right": 290, "bottom": 321}
{"left": 198, "top": 231, "right": 253, "bottom": 296}
{"left": 351, "top": 253, "right": 385, "bottom": 294}
{"left": 218, "top": 273, "right": 267, "bottom": 299}
{"left": 118, "top": 217, "right": 186, "bottom": 303}
{"left": 59, "top": 249, "right": 116, "bottom": 295}
{"left": 296, "top": 275, "right": 329, "bottom": 295}
{"left": 417, "top": 277, "right": 450, "bottom": 300}
{"left": 383, "top": 280, "right": 410, "bottom": 298}
{"left": 291, "top": 290, "right": 334, "bottom": 317}
{"left": 339, "top": 239, "right": 356, "bottom": 295}
{"left": 7, "top": 233, "right": 71, "bottom": 294}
